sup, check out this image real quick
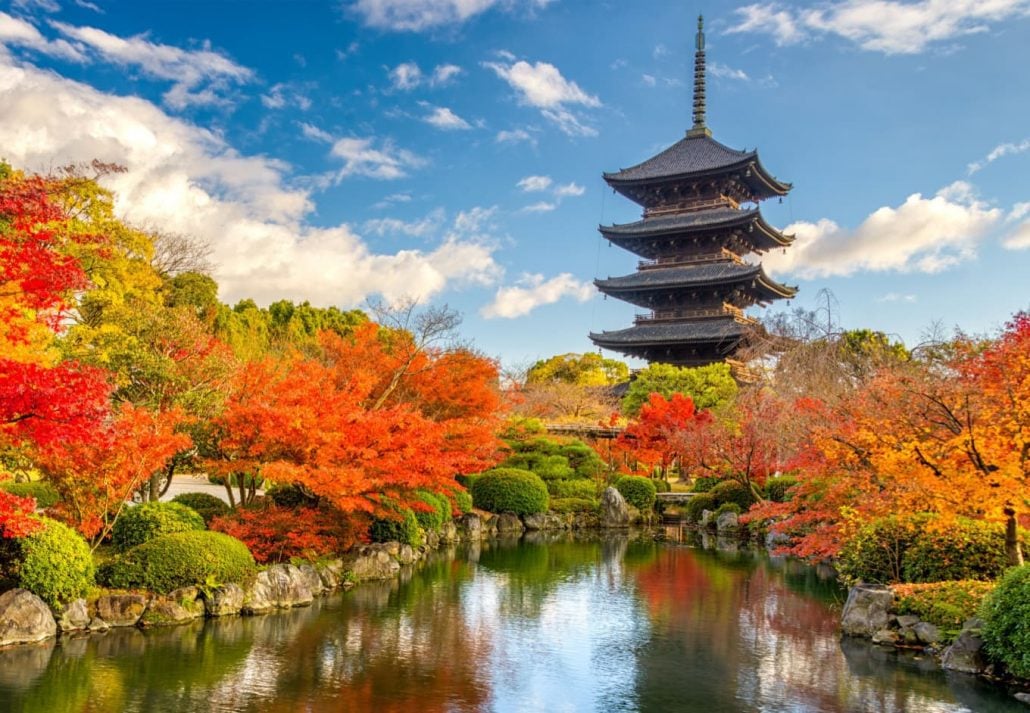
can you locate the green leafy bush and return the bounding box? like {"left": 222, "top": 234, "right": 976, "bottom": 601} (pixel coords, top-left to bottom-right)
{"left": 369, "top": 508, "right": 423, "bottom": 547}
{"left": 11, "top": 518, "right": 94, "bottom": 607}
{"left": 559, "top": 441, "right": 605, "bottom": 478}
{"left": 413, "top": 491, "right": 450, "bottom": 533}
{"left": 0, "top": 481, "right": 59, "bottom": 509}
{"left": 690, "top": 477, "right": 718, "bottom": 493}
{"left": 614, "top": 476, "right": 657, "bottom": 513}
{"left": 531, "top": 455, "right": 575, "bottom": 480}
{"left": 453, "top": 490, "right": 473, "bottom": 514}
{"left": 765, "top": 477, "right": 798, "bottom": 503}
{"left": 714, "top": 502, "right": 741, "bottom": 517}
{"left": 981, "top": 565, "right": 1030, "bottom": 678}
{"left": 471, "top": 468, "right": 549, "bottom": 516}
{"left": 893, "top": 581, "right": 995, "bottom": 632}
{"left": 112, "top": 502, "right": 206, "bottom": 551}
{"left": 99, "top": 531, "right": 256, "bottom": 594}
{"left": 171, "top": 493, "right": 230, "bottom": 525}
{"left": 550, "top": 479, "right": 598, "bottom": 500}
{"left": 685, "top": 493, "right": 716, "bottom": 522}
{"left": 549, "top": 497, "right": 597, "bottom": 514}
{"left": 265, "top": 484, "right": 313, "bottom": 509}
{"left": 652, "top": 478, "right": 671, "bottom": 493}
{"left": 455, "top": 474, "right": 478, "bottom": 490}
{"left": 707, "top": 480, "right": 757, "bottom": 511}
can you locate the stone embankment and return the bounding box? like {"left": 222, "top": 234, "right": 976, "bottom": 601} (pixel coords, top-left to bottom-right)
{"left": 0, "top": 492, "right": 640, "bottom": 649}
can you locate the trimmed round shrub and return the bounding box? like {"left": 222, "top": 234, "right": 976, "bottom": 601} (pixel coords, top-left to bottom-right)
{"left": 559, "top": 441, "right": 605, "bottom": 478}
{"left": 0, "top": 480, "right": 59, "bottom": 509}
{"left": 837, "top": 516, "right": 924, "bottom": 585}
{"left": 369, "top": 508, "right": 423, "bottom": 547}
{"left": 653, "top": 478, "right": 671, "bottom": 494}
{"left": 99, "top": 531, "right": 256, "bottom": 594}
{"left": 714, "top": 502, "right": 741, "bottom": 517}
{"left": 13, "top": 518, "right": 94, "bottom": 607}
{"left": 550, "top": 479, "right": 598, "bottom": 500}
{"left": 691, "top": 477, "right": 719, "bottom": 493}
{"left": 981, "top": 565, "right": 1030, "bottom": 678}
{"left": 454, "top": 490, "right": 473, "bottom": 514}
{"left": 708, "top": 480, "right": 757, "bottom": 511}
{"left": 765, "top": 477, "right": 798, "bottom": 503}
{"left": 902, "top": 519, "right": 1009, "bottom": 583}
{"left": 265, "top": 484, "right": 312, "bottom": 509}
{"left": 112, "top": 502, "right": 206, "bottom": 551}
{"left": 550, "top": 497, "right": 597, "bottom": 514}
{"left": 533, "top": 455, "right": 575, "bottom": 480}
{"left": 413, "top": 491, "right": 450, "bottom": 533}
{"left": 471, "top": 468, "right": 549, "bottom": 516}
{"left": 171, "top": 493, "right": 230, "bottom": 525}
{"left": 455, "top": 473, "right": 478, "bottom": 490}
{"left": 614, "top": 476, "right": 657, "bottom": 513}
{"left": 685, "top": 493, "right": 716, "bottom": 522}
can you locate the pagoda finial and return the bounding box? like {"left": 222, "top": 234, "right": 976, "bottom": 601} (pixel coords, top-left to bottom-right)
{"left": 687, "top": 13, "right": 711, "bottom": 138}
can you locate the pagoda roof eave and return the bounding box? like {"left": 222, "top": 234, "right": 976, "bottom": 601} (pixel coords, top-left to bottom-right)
{"left": 589, "top": 319, "right": 750, "bottom": 347}
{"left": 599, "top": 208, "right": 794, "bottom": 248}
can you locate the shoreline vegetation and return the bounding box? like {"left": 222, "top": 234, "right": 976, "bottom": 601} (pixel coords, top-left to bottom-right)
{"left": 0, "top": 163, "right": 1028, "bottom": 705}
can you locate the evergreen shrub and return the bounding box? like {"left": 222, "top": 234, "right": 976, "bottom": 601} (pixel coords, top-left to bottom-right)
{"left": 265, "top": 484, "right": 312, "bottom": 508}
{"left": 0, "top": 481, "right": 60, "bottom": 509}
{"left": 549, "top": 497, "right": 597, "bottom": 514}
{"left": 714, "top": 502, "right": 741, "bottom": 518}
{"left": 11, "top": 518, "right": 94, "bottom": 607}
{"left": 685, "top": 493, "right": 716, "bottom": 522}
{"left": 707, "top": 480, "right": 757, "bottom": 511}
{"left": 614, "top": 476, "right": 657, "bottom": 513}
{"left": 369, "top": 508, "right": 423, "bottom": 547}
{"left": 413, "top": 491, "right": 450, "bottom": 533}
{"left": 690, "top": 477, "right": 719, "bottom": 493}
{"left": 981, "top": 565, "right": 1030, "bottom": 678}
{"left": 892, "top": 580, "right": 995, "bottom": 632}
{"left": 765, "top": 477, "right": 798, "bottom": 503}
{"left": 453, "top": 490, "right": 473, "bottom": 514}
{"left": 171, "top": 493, "right": 230, "bottom": 525}
{"left": 471, "top": 468, "right": 549, "bottom": 516}
{"left": 112, "top": 502, "right": 205, "bottom": 551}
{"left": 550, "top": 479, "right": 598, "bottom": 500}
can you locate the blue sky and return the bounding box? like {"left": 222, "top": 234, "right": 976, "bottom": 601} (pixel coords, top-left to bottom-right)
{"left": 1, "top": 0, "right": 1028, "bottom": 368}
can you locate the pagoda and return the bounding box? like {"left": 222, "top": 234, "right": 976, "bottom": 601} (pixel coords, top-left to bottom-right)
{"left": 589, "top": 15, "right": 796, "bottom": 368}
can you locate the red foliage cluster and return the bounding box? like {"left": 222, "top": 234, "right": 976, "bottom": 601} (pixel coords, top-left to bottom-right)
{"left": 210, "top": 504, "right": 358, "bottom": 563}
{"left": 0, "top": 490, "right": 42, "bottom": 539}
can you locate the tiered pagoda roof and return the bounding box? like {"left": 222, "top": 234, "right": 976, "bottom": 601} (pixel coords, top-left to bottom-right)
{"left": 589, "top": 14, "right": 797, "bottom": 369}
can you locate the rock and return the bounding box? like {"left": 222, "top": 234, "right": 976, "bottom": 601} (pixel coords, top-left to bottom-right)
{"left": 380, "top": 541, "right": 401, "bottom": 557}
{"left": 896, "top": 614, "right": 920, "bottom": 629}
{"left": 439, "top": 521, "right": 458, "bottom": 542}
{"left": 141, "top": 587, "right": 203, "bottom": 627}
{"left": 244, "top": 564, "right": 314, "bottom": 613}
{"left": 840, "top": 585, "right": 894, "bottom": 638}
{"left": 457, "top": 514, "right": 482, "bottom": 539}
{"left": 700, "top": 510, "right": 716, "bottom": 529}
{"left": 296, "top": 564, "right": 325, "bottom": 596}
{"left": 942, "top": 618, "right": 988, "bottom": 674}
{"left": 87, "top": 617, "right": 110, "bottom": 632}
{"left": 424, "top": 530, "right": 440, "bottom": 549}
{"left": 347, "top": 548, "right": 400, "bottom": 582}
{"left": 95, "top": 593, "right": 147, "bottom": 627}
{"left": 716, "top": 511, "right": 739, "bottom": 533}
{"left": 495, "top": 513, "right": 524, "bottom": 535}
{"left": 871, "top": 629, "right": 899, "bottom": 646}
{"left": 600, "top": 487, "right": 630, "bottom": 528}
{"left": 0, "top": 589, "right": 57, "bottom": 646}
{"left": 765, "top": 530, "right": 791, "bottom": 549}
{"left": 396, "top": 544, "right": 417, "bottom": 565}
{"left": 203, "top": 583, "right": 245, "bottom": 617}
{"left": 1014, "top": 692, "right": 1030, "bottom": 704}
{"left": 900, "top": 627, "right": 921, "bottom": 646}
{"left": 54, "top": 598, "right": 90, "bottom": 633}
{"left": 913, "top": 621, "right": 940, "bottom": 645}
{"left": 524, "top": 512, "right": 567, "bottom": 531}
{"left": 316, "top": 560, "right": 345, "bottom": 590}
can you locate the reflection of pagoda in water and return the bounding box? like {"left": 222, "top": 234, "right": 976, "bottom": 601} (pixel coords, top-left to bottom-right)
{"left": 590, "top": 16, "right": 797, "bottom": 368}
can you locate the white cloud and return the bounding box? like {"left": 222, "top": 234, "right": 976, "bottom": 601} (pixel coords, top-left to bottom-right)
{"left": 641, "top": 73, "right": 657, "bottom": 87}
{"left": 0, "top": 11, "right": 86, "bottom": 62}
{"left": 516, "top": 174, "right": 552, "bottom": 192}
{"left": 553, "top": 181, "right": 584, "bottom": 197}
{"left": 363, "top": 208, "right": 445, "bottom": 237}
{"left": 350, "top": 0, "right": 553, "bottom": 32}
{"left": 299, "top": 121, "right": 334, "bottom": 143}
{"left": 328, "top": 136, "right": 426, "bottom": 180}
{"left": 877, "top": 292, "right": 917, "bottom": 303}
{"left": 50, "top": 21, "right": 253, "bottom": 109}
{"left": 420, "top": 103, "right": 472, "bottom": 130}
{"left": 431, "top": 63, "right": 462, "bottom": 85}
{"left": 388, "top": 61, "right": 422, "bottom": 90}
{"left": 372, "top": 192, "right": 413, "bottom": 209}
{"left": 709, "top": 61, "right": 750, "bottom": 81}
{"left": 521, "top": 201, "right": 556, "bottom": 213}
{"left": 496, "top": 127, "right": 534, "bottom": 144}
{"left": 652, "top": 43, "right": 669, "bottom": 59}
{"left": 261, "top": 82, "right": 313, "bottom": 111}
{"left": 727, "top": 1, "right": 1030, "bottom": 54}
{"left": 762, "top": 181, "right": 1002, "bottom": 278}
{"left": 967, "top": 138, "right": 1030, "bottom": 174}
{"left": 12, "top": 0, "right": 60, "bottom": 12}
{"left": 0, "top": 53, "right": 499, "bottom": 307}
{"left": 1003, "top": 221, "right": 1030, "bottom": 250}
{"left": 483, "top": 58, "right": 600, "bottom": 136}
{"left": 481, "top": 272, "right": 594, "bottom": 319}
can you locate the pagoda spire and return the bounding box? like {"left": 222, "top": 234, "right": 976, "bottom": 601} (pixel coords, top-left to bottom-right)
{"left": 687, "top": 14, "right": 711, "bottom": 138}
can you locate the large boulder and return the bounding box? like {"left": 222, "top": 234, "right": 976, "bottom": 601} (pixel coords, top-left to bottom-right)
{"left": 316, "top": 560, "right": 346, "bottom": 590}
{"left": 457, "top": 514, "right": 482, "bottom": 540}
{"left": 244, "top": 564, "right": 314, "bottom": 613}
{"left": 523, "top": 512, "right": 567, "bottom": 531}
{"left": 700, "top": 510, "right": 716, "bottom": 529}
{"left": 840, "top": 585, "right": 894, "bottom": 637}
{"left": 941, "top": 618, "right": 988, "bottom": 674}
{"left": 203, "top": 583, "right": 245, "bottom": 617}
{"left": 396, "top": 544, "right": 418, "bottom": 565}
{"left": 54, "top": 598, "right": 90, "bottom": 633}
{"left": 296, "top": 564, "right": 325, "bottom": 596}
{"left": 716, "top": 511, "right": 740, "bottom": 533}
{"left": 495, "top": 513, "right": 525, "bottom": 535}
{"left": 141, "top": 587, "right": 203, "bottom": 627}
{"left": 600, "top": 487, "right": 630, "bottom": 528}
{"left": 0, "top": 589, "right": 57, "bottom": 646}
{"left": 95, "top": 593, "right": 148, "bottom": 627}
{"left": 347, "top": 547, "right": 401, "bottom": 582}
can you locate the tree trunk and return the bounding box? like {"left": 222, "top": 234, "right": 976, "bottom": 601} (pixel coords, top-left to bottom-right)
{"left": 1005, "top": 506, "right": 1024, "bottom": 566}
{"left": 147, "top": 472, "right": 163, "bottom": 502}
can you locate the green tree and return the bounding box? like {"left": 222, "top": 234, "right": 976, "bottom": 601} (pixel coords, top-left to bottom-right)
{"left": 621, "top": 363, "right": 737, "bottom": 417}
{"left": 527, "top": 352, "right": 628, "bottom": 387}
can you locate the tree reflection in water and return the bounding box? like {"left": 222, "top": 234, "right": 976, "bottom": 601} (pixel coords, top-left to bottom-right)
{"left": 0, "top": 534, "right": 1022, "bottom": 712}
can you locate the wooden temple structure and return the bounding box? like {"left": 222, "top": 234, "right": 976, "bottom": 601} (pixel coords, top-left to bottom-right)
{"left": 590, "top": 15, "right": 797, "bottom": 368}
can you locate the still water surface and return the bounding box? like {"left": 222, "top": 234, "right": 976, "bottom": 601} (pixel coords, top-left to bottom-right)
{"left": 0, "top": 530, "right": 1021, "bottom": 712}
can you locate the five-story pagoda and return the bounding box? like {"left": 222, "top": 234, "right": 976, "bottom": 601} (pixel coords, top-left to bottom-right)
{"left": 590, "top": 15, "right": 796, "bottom": 367}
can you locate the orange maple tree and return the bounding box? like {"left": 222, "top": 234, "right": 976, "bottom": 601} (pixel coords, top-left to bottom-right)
{"left": 614, "top": 392, "right": 710, "bottom": 479}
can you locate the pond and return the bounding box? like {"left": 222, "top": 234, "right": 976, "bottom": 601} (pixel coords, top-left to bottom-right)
{"left": 0, "top": 529, "right": 1021, "bottom": 712}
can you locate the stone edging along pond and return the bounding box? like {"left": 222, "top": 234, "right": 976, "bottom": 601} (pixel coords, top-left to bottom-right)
{"left": 0, "top": 505, "right": 638, "bottom": 651}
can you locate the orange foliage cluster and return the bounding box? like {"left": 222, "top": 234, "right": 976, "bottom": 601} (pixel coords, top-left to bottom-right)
{"left": 211, "top": 504, "right": 358, "bottom": 563}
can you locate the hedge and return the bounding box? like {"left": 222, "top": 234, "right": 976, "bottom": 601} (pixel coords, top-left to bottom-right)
{"left": 691, "top": 477, "right": 719, "bottom": 493}
{"left": 11, "top": 518, "right": 94, "bottom": 607}
{"left": 453, "top": 490, "right": 473, "bottom": 514}
{"left": 0, "top": 481, "right": 60, "bottom": 509}
{"left": 707, "top": 480, "right": 757, "bottom": 512}
{"left": 685, "top": 493, "right": 716, "bottom": 522}
{"left": 369, "top": 508, "right": 423, "bottom": 547}
{"left": 550, "top": 479, "right": 598, "bottom": 500}
{"left": 99, "top": 531, "right": 256, "bottom": 594}
{"left": 764, "top": 477, "right": 798, "bottom": 503}
{"left": 413, "top": 491, "right": 451, "bottom": 533}
{"left": 471, "top": 468, "right": 549, "bottom": 516}
{"left": 981, "top": 565, "right": 1030, "bottom": 678}
{"left": 549, "top": 497, "right": 597, "bottom": 514}
{"left": 171, "top": 493, "right": 230, "bottom": 525}
{"left": 892, "top": 580, "right": 995, "bottom": 632}
{"left": 112, "top": 501, "right": 206, "bottom": 551}
{"left": 614, "top": 476, "right": 657, "bottom": 513}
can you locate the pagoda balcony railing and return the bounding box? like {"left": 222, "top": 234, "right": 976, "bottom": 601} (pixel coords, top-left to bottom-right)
{"left": 634, "top": 304, "right": 757, "bottom": 325}
{"left": 638, "top": 248, "right": 742, "bottom": 270}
